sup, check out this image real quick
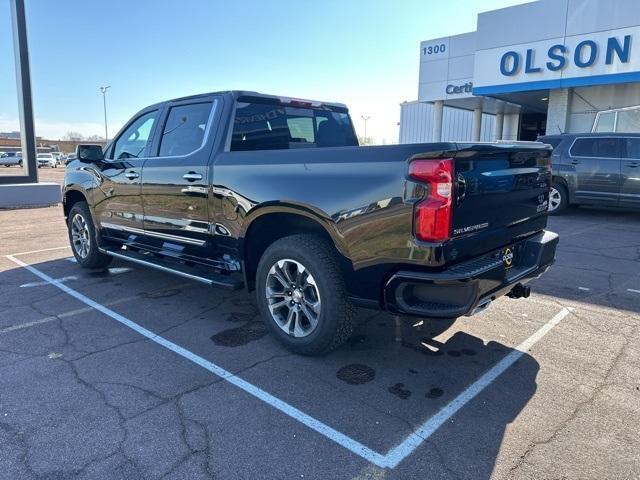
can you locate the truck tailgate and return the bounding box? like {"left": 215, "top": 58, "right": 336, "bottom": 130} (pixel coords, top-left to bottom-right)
{"left": 447, "top": 143, "right": 552, "bottom": 263}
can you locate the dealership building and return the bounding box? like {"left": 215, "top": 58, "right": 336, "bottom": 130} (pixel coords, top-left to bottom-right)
{"left": 399, "top": 0, "right": 640, "bottom": 143}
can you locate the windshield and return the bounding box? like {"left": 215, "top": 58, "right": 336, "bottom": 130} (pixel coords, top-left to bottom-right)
{"left": 231, "top": 99, "right": 358, "bottom": 151}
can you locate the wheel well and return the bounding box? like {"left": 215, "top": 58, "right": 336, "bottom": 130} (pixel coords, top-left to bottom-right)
{"left": 63, "top": 190, "right": 87, "bottom": 219}
{"left": 243, "top": 212, "right": 350, "bottom": 291}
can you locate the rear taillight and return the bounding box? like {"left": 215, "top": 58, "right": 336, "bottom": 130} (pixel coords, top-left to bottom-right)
{"left": 408, "top": 158, "right": 453, "bottom": 243}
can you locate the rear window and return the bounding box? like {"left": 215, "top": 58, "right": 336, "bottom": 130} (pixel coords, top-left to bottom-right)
{"left": 570, "top": 138, "right": 620, "bottom": 158}
{"left": 230, "top": 101, "right": 357, "bottom": 151}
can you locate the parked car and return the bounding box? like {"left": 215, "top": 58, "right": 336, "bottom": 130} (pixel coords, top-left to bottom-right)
{"left": 539, "top": 133, "right": 640, "bottom": 213}
{"left": 1, "top": 151, "right": 23, "bottom": 167}
{"left": 52, "top": 152, "right": 64, "bottom": 166}
{"left": 63, "top": 91, "right": 558, "bottom": 355}
{"left": 37, "top": 153, "right": 57, "bottom": 168}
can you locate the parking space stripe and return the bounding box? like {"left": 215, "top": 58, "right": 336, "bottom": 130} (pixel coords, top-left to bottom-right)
{"left": 628, "top": 289, "right": 640, "bottom": 294}
{"left": 0, "top": 294, "right": 144, "bottom": 336}
{"left": 20, "top": 275, "right": 78, "bottom": 288}
{"left": 6, "top": 254, "right": 387, "bottom": 467}
{"left": 6, "top": 253, "right": 574, "bottom": 469}
{"left": 0, "top": 316, "right": 60, "bottom": 335}
{"left": 9, "top": 245, "right": 70, "bottom": 257}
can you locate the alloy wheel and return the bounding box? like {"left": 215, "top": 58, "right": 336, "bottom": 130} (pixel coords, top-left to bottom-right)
{"left": 71, "top": 213, "right": 91, "bottom": 258}
{"left": 265, "top": 259, "right": 321, "bottom": 338}
{"left": 549, "top": 187, "right": 562, "bottom": 212}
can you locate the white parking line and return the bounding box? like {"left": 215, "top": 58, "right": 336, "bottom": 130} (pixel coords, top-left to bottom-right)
{"left": 9, "top": 245, "right": 70, "bottom": 257}
{"left": 578, "top": 287, "right": 591, "bottom": 291}
{"left": 0, "top": 294, "right": 144, "bottom": 335}
{"left": 628, "top": 289, "right": 640, "bottom": 294}
{"left": 20, "top": 275, "right": 78, "bottom": 288}
{"left": 0, "top": 316, "right": 61, "bottom": 335}
{"left": 5, "top": 253, "right": 573, "bottom": 469}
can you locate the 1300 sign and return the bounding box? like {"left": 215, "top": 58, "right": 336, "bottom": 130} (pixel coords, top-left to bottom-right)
{"left": 423, "top": 43, "right": 446, "bottom": 55}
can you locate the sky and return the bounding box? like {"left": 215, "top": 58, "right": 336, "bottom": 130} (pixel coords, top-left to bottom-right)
{"left": 0, "top": 0, "right": 531, "bottom": 144}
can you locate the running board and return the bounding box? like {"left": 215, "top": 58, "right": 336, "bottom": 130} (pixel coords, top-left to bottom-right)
{"left": 98, "top": 247, "right": 243, "bottom": 290}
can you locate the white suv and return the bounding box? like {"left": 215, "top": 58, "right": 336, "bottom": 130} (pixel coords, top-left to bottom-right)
{"left": 37, "top": 153, "right": 57, "bottom": 168}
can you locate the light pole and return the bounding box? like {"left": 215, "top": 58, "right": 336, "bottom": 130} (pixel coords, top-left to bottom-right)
{"left": 99, "top": 85, "right": 110, "bottom": 141}
{"left": 361, "top": 115, "right": 371, "bottom": 145}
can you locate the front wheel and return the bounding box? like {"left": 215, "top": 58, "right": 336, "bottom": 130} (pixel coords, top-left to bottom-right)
{"left": 67, "top": 201, "right": 112, "bottom": 269}
{"left": 256, "top": 234, "right": 355, "bottom": 355}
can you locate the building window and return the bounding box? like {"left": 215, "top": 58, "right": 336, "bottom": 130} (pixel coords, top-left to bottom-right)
{"left": 593, "top": 112, "right": 615, "bottom": 133}
{"left": 593, "top": 106, "right": 640, "bottom": 133}
{"left": 616, "top": 109, "right": 640, "bottom": 133}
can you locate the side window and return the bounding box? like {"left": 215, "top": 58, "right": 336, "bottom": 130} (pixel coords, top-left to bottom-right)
{"left": 624, "top": 138, "right": 640, "bottom": 159}
{"left": 570, "top": 138, "right": 620, "bottom": 158}
{"left": 110, "top": 111, "right": 157, "bottom": 160}
{"left": 158, "top": 102, "right": 213, "bottom": 157}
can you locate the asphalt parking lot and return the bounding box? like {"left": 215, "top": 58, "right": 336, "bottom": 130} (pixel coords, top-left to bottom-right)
{"left": 1, "top": 172, "right": 639, "bottom": 479}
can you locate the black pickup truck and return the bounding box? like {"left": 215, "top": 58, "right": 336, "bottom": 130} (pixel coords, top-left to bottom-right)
{"left": 63, "top": 91, "right": 558, "bottom": 355}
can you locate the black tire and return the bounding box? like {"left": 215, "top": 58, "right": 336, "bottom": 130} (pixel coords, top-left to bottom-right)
{"left": 548, "top": 181, "right": 568, "bottom": 215}
{"left": 256, "top": 234, "right": 356, "bottom": 355}
{"left": 18, "top": 160, "right": 23, "bottom": 168}
{"left": 67, "top": 201, "right": 112, "bottom": 269}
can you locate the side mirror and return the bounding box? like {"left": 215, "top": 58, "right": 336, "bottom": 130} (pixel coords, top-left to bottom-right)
{"left": 76, "top": 144, "right": 104, "bottom": 163}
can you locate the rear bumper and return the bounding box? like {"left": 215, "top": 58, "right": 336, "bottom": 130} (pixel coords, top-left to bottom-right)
{"left": 384, "top": 230, "right": 558, "bottom": 318}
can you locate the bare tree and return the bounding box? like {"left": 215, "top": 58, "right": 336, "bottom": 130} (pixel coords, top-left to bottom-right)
{"left": 357, "top": 135, "right": 375, "bottom": 146}
{"left": 86, "top": 134, "right": 105, "bottom": 141}
{"left": 63, "top": 131, "right": 85, "bottom": 141}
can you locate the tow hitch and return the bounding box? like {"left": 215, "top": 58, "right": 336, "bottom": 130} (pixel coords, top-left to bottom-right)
{"left": 508, "top": 283, "right": 531, "bottom": 299}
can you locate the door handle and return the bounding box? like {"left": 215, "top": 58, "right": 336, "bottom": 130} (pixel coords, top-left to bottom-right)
{"left": 627, "top": 162, "right": 640, "bottom": 168}
{"left": 570, "top": 159, "right": 580, "bottom": 165}
{"left": 125, "top": 170, "right": 139, "bottom": 180}
{"left": 183, "top": 172, "right": 203, "bottom": 181}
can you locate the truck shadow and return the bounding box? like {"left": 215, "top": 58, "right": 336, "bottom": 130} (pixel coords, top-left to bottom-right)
{"left": 333, "top": 313, "right": 540, "bottom": 478}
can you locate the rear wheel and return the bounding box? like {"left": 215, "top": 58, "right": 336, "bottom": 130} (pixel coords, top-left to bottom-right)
{"left": 256, "top": 234, "right": 355, "bottom": 355}
{"left": 67, "top": 201, "right": 112, "bottom": 269}
{"left": 548, "top": 181, "right": 568, "bottom": 215}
